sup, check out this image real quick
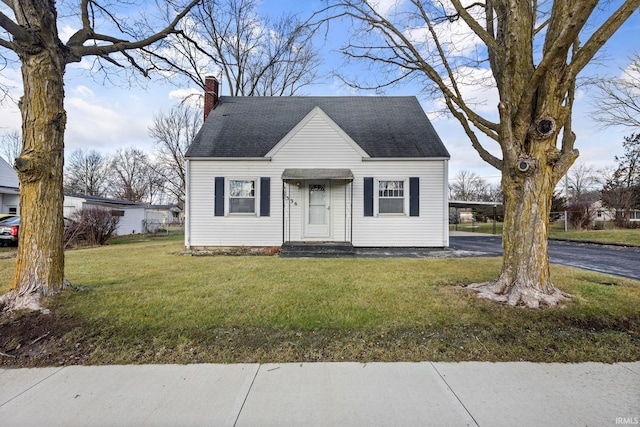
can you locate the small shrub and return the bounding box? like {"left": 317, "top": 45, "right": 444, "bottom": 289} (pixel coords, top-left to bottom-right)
{"left": 65, "top": 207, "right": 121, "bottom": 247}
{"left": 567, "top": 201, "right": 594, "bottom": 230}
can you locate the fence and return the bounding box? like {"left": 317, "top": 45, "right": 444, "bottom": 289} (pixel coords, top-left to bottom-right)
{"left": 449, "top": 211, "right": 626, "bottom": 234}
{"left": 142, "top": 220, "right": 185, "bottom": 236}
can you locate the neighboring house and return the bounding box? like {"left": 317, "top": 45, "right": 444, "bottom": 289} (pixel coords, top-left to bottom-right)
{"left": 0, "top": 157, "right": 20, "bottom": 215}
{"left": 146, "top": 205, "right": 183, "bottom": 226}
{"left": 592, "top": 200, "right": 615, "bottom": 222}
{"left": 184, "top": 77, "right": 450, "bottom": 250}
{"left": 592, "top": 200, "right": 640, "bottom": 223}
{"left": 64, "top": 194, "right": 148, "bottom": 235}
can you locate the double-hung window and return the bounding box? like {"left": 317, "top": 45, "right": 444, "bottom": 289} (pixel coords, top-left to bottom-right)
{"left": 378, "top": 180, "right": 405, "bottom": 214}
{"left": 229, "top": 179, "right": 255, "bottom": 213}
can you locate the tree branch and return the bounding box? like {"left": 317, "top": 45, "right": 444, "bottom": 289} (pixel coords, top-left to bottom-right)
{"left": 0, "top": 10, "right": 32, "bottom": 44}
{"left": 0, "top": 36, "right": 14, "bottom": 50}
{"left": 67, "top": 0, "right": 200, "bottom": 63}
{"left": 448, "top": 0, "right": 502, "bottom": 57}
{"left": 569, "top": 0, "right": 640, "bottom": 78}
{"left": 445, "top": 97, "right": 503, "bottom": 170}
{"left": 515, "top": 0, "right": 597, "bottom": 118}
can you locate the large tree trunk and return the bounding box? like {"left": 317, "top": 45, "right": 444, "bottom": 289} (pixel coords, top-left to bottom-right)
{"left": 0, "top": 44, "right": 70, "bottom": 312}
{"left": 468, "top": 167, "right": 571, "bottom": 308}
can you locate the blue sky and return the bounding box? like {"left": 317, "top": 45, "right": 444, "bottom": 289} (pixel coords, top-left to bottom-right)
{"left": 1, "top": 1, "right": 639, "bottom": 186}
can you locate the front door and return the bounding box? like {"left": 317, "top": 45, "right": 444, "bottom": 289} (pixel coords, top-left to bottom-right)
{"left": 304, "top": 180, "right": 331, "bottom": 239}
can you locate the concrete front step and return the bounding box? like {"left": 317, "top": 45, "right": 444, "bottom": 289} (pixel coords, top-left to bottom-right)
{"left": 280, "top": 241, "right": 355, "bottom": 257}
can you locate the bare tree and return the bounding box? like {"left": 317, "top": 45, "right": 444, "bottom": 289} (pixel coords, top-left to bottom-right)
{"left": 601, "top": 133, "right": 640, "bottom": 226}
{"left": 560, "top": 163, "right": 601, "bottom": 230}
{"left": 315, "top": 1, "right": 640, "bottom": 307}
{"left": 449, "top": 170, "right": 489, "bottom": 201}
{"left": 563, "top": 163, "right": 601, "bottom": 204}
{"left": 145, "top": 165, "right": 168, "bottom": 206}
{"left": 0, "top": 0, "right": 199, "bottom": 311}
{"left": 149, "top": 103, "right": 202, "bottom": 206}
{"left": 590, "top": 52, "right": 640, "bottom": 129}
{"left": 109, "top": 148, "right": 153, "bottom": 203}
{"left": 0, "top": 129, "right": 21, "bottom": 164}
{"left": 64, "top": 149, "right": 110, "bottom": 197}
{"left": 147, "top": 0, "right": 321, "bottom": 96}
{"left": 485, "top": 183, "right": 503, "bottom": 204}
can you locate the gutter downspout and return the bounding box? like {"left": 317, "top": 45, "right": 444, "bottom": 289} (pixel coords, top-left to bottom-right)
{"left": 443, "top": 159, "right": 449, "bottom": 247}
{"left": 185, "top": 159, "right": 191, "bottom": 249}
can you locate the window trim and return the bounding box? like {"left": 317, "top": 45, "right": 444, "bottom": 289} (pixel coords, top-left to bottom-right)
{"left": 376, "top": 178, "right": 408, "bottom": 216}
{"left": 227, "top": 178, "right": 258, "bottom": 215}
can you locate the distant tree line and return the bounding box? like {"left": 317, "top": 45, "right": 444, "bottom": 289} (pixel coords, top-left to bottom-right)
{"left": 449, "top": 131, "right": 640, "bottom": 230}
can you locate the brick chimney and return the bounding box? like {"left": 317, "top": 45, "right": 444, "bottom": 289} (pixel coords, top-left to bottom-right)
{"left": 204, "top": 76, "right": 219, "bottom": 120}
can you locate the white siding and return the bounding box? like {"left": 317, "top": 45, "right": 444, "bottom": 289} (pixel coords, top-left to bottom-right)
{"left": 0, "top": 158, "right": 18, "bottom": 188}
{"left": 0, "top": 158, "right": 20, "bottom": 215}
{"left": 0, "top": 193, "right": 19, "bottom": 214}
{"left": 187, "top": 109, "right": 448, "bottom": 248}
{"left": 116, "top": 208, "right": 146, "bottom": 235}
{"left": 63, "top": 196, "right": 85, "bottom": 218}
{"left": 63, "top": 195, "right": 147, "bottom": 236}
{"left": 352, "top": 161, "right": 447, "bottom": 247}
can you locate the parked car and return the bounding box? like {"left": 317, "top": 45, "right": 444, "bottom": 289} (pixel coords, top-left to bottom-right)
{"left": 0, "top": 214, "right": 17, "bottom": 221}
{"left": 0, "top": 216, "right": 19, "bottom": 246}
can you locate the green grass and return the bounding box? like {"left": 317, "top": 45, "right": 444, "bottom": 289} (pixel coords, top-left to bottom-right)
{"left": 450, "top": 222, "right": 503, "bottom": 234}
{"left": 548, "top": 228, "right": 640, "bottom": 245}
{"left": 1, "top": 238, "right": 638, "bottom": 365}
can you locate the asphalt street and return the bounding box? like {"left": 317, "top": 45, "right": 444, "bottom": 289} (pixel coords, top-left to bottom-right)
{"left": 449, "top": 235, "right": 640, "bottom": 281}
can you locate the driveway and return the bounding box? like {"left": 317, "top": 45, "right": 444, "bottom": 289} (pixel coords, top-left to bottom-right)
{"left": 449, "top": 234, "right": 640, "bottom": 281}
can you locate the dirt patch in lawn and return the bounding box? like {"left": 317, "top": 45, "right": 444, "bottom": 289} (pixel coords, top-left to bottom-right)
{"left": 0, "top": 310, "right": 90, "bottom": 367}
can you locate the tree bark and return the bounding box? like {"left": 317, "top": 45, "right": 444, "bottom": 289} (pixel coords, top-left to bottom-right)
{"left": 468, "top": 167, "right": 571, "bottom": 308}
{"left": 0, "top": 26, "right": 69, "bottom": 312}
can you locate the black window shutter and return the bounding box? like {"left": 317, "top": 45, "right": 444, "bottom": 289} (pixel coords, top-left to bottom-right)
{"left": 214, "top": 177, "right": 225, "bottom": 216}
{"left": 364, "top": 177, "right": 374, "bottom": 217}
{"left": 260, "top": 177, "right": 270, "bottom": 216}
{"left": 409, "top": 177, "right": 419, "bottom": 217}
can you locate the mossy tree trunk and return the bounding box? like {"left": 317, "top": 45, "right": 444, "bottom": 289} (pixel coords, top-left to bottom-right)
{"left": 0, "top": 0, "right": 70, "bottom": 311}
{"left": 466, "top": 0, "right": 579, "bottom": 307}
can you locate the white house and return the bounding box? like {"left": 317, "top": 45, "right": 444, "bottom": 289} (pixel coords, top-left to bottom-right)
{"left": 184, "top": 77, "right": 450, "bottom": 251}
{"left": 146, "top": 205, "right": 183, "bottom": 226}
{"left": 0, "top": 158, "right": 20, "bottom": 215}
{"left": 63, "top": 194, "right": 148, "bottom": 236}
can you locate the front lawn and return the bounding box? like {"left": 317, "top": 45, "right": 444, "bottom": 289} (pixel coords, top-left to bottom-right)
{"left": 549, "top": 228, "right": 640, "bottom": 245}
{"left": 1, "top": 238, "right": 638, "bottom": 366}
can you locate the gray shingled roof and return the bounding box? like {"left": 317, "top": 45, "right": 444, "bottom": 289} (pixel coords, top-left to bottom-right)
{"left": 185, "top": 96, "right": 450, "bottom": 158}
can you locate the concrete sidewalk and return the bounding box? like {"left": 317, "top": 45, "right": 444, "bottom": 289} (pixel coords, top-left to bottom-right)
{"left": 1, "top": 362, "right": 638, "bottom": 426}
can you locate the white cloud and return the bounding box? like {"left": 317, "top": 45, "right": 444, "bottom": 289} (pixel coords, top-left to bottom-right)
{"left": 0, "top": 108, "right": 22, "bottom": 133}
{"left": 169, "top": 88, "right": 200, "bottom": 100}
{"left": 0, "top": 68, "right": 23, "bottom": 132}
{"left": 71, "top": 85, "right": 95, "bottom": 98}
{"left": 426, "top": 66, "right": 498, "bottom": 117}
{"left": 403, "top": 1, "right": 484, "bottom": 58}
{"left": 169, "top": 88, "right": 203, "bottom": 108}
{"left": 58, "top": 25, "right": 77, "bottom": 44}
{"left": 371, "top": 0, "right": 403, "bottom": 17}
{"left": 64, "top": 97, "right": 152, "bottom": 152}
{"left": 619, "top": 56, "right": 640, "bottom": 93}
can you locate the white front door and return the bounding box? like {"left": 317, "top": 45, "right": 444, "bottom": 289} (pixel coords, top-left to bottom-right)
{"left": 304, "top": 180, "right": 331, "bottom": 239}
